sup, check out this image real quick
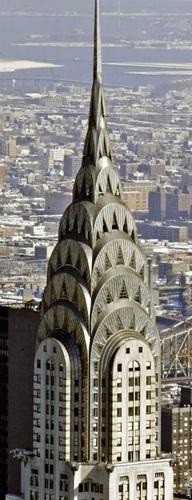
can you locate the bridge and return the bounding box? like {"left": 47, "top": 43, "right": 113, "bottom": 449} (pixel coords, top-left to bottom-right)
{"left": 161, "top": 316, "right": 192, "bottom": 382}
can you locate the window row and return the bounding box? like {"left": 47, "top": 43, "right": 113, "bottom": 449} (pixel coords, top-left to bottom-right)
{"left": 79, "top": 482, "right": 103, "bottom": 493}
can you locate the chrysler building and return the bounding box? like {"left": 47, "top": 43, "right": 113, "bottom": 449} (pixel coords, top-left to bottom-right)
{"left": 7, "top": 1, "right": 173, "bottom": 499}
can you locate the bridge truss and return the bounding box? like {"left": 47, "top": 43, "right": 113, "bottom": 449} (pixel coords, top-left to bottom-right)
{"left": 161, "top": 316, "right": 192, "bottom": 382}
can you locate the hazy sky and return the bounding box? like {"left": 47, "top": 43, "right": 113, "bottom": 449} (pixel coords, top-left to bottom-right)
{"left": 0, "top": 0, "right": 191, "bottom": 12}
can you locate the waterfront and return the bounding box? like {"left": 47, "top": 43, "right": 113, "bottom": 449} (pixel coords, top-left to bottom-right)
{"left": 0, "top": 3, "right": 192, "bottom": 87}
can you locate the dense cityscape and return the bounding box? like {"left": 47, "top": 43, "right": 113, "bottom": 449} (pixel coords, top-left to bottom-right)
{"left": 0, "top": 1, "right": 192, "bottom": 499}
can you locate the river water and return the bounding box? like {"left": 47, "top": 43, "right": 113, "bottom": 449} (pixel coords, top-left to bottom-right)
{"left": 0, "top": 3, "right": 192, "bottom": 89}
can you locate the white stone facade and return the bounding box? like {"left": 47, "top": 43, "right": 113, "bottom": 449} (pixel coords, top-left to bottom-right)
{"left": 8, "top": 1, "right": 174, "bottom": 499}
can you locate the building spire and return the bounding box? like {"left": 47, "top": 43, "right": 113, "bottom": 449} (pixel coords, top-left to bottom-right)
{"left": 93, "top": 0, "right": 102, "bottom": 82}
{"left": 82, "top": 0, "right": 112, "bottom": 167}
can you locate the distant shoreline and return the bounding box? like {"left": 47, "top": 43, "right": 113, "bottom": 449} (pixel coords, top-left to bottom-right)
{"left": 0, "top": 59, "right": 62, "bottom": 73}
{"left": 0, "top": 11, "right": 192, "bottom": 18}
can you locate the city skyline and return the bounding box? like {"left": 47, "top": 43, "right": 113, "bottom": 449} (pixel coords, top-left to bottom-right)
{"left": 0, "top": 0, "right": 192, "bottom": 499}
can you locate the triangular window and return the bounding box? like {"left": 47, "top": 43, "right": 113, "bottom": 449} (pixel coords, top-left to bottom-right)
{"left": 134, "top": 287, "right": 141, "bottom": 304}
{"left": 123, "top": 218, "right": 128, "bottom": 233}
{"left": 119, "top": 281, "right": 128, "bottom": 299}
{"left": 130, "top": 252, "right": 136, "bottom": 270}
{"left": 75, "top": 253, "right": 81, "bottom": 271}
{"left": 96, "top": 304, "right": 102, "bottom": 318}
{"left": 62, "top": 280, "right": 68, "bottom": 298}
{"left": 106, "top": 175, "right": 112, "bottom": 193}
{"left": 105, "top": 325, "right": 112, "bottom": 338}
{"left": 98, "top": 184, "right": 103, "bottom": 196}
{"left": 112, "top": 212, "right": 118, "bottom": 230}
{"left": 131, "top": 229, "right": 135, "bottom": 242}
{"left": 96, "top": 268, "right": 102, "bottom": 283}
{"left": 73, "top": 286, "right": 79, "bottom": 305}
{"left": 116, "top": 314, "right": 124, "bottom": 331}
{"left": 105, "top": 254, "right": 112, "bottom": 271}
{"left": 140, "top": 327, "right": 145, "bottom": 336}
{"left": 66, "top": 246, "right": 72, "bottom": 265}
{"left": 129, "top": 315, "right": 135, "bottom": 330}
{"left": 116, "top": 246, "right": 124, "bottom": 265}
{"left": 103, "top": 218, "right": 108, "bottom": 233}
{"left": 106, "top": 289, "right": 113, "bottom": 304}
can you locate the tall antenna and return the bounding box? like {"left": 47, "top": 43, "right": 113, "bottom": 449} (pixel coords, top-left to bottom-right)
{"left": 93, "top": 0, "right": 102, "bottom": 82}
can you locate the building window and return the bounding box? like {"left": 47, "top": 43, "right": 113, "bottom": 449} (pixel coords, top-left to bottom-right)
{"left": 94, "top": 362, "right": 98, "bottom": 373}
{"left": 128, "top": 451, "right": 133, "bottom": 461}
{"left": 117, "top": 408, "right": 122, "bottom": 417}
{"left": 135, "top": 407, "right": 140, "bottom": 416}
{"left": 117, "top": 378, "right": 122, "bottom": 387}
{"left": 59, "top": 377, "right": 65, "bottom": 386}
{"left": 47, "top": 360, "right": 54, "bottom": 371}
{"left": 135, "top": 450, "right": 140, "bottom": 461}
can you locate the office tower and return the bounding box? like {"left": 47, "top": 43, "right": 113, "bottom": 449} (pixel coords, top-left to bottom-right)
{"left": 162, "top": 386, "right": 192, "bottom": 496}
{"left": 7, "top": 2, "right": 173, "bottom": 499}
{"left": 0, "top": 307, "right": 8, "bottom": 500}
{"left": 0, "top": 163, "right": 6, "bottom": 188}
{"left": 148, "top": 189, "right": 166, "bottom": 221}
{"left": 0, "top": 305, "right": 38, "bottom": 500}
{"left": 5, "top": 138, "right": 17, "bottom": 158}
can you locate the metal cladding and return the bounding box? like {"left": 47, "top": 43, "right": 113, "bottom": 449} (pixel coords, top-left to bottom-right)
{"left": 37, "top": 0, "right": 160, "bottom": 462}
